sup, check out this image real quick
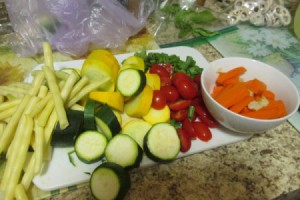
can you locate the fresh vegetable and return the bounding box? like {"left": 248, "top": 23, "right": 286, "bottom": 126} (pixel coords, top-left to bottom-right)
{"left": 145, "top": 73, "right": 160, "bottom": 90}
{"left": 216, "top": 66, "right": 246, "bottom": 85}
{"left": 143, "top": 105, "right": 170, "bottom": 125}
{"left": 74, "top": 130, "right": 108, "bottom": 164}
{"left": 122, "top": 120, "right": 152, "bottom": 149}
{"left": 161, "top": 3, "right": 218, "bottom": 38}
{"left": 105, "top": 134, "right": 143, "bottom": 169}
{"left": 173, "top": 77, "right": 198, "bottom": 100}
{"left": 87, "top": 49, "right": 120, "bottom": 80}
{"left": 124, "top": 85, "right": 153, "bottom": 118}
{"left": 176, "top": 128, "right": 191, "bottom": 153}
{"left": 116, "top": 68, "right": 146, "bottom": 97}
{"left": 89, "top": 91, "right": 124, "bottom": 112}
{"left": 160, "top": 85, "right": 180, "bottom": 103}
{"left": 134, "top": 51, "right": 202, "bottom": 77}
{"left": 212, "top": 66, "right": 287, "bottom": 119}
{"left": 168, "top": 100, "right": 192, "bottom": 111}
{"left": 121, "top": 55, "right": 145, "bottom": 72}
{"left": 51, "top": 109, "right": 84, "bottom": 147}
{"left": 83, "top": 99, "right": 96, "bottom": 131}
{"left": 149, "top": 64, "right": 171, "bottom": 78}
{"left": 95, "top": 104, "right": 121, "bottom": 140}
{"left": 143, "top": 123, "right": 180, "bottom": 163}
{"left": 90, "top": 162, "right": 130, "bottom": 200}
{"left": 81, "top": 58, "right": 115, "bottom": 92}
{"left": 192, "top": 121, "right": 212, "bottom": 142}
{"left": 151, "top": 90, "right": 167, "bottom": 110}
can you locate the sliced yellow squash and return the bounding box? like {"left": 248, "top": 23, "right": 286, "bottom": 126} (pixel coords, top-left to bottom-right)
{"left": 124, "top": 85, "right": 153, "bottom": 118}
{"left": 143, "top": 105, "right": 170, "bottom": 125}
{"left": 81, "top": 59, "right": 115, "bottom": 92}
{"left": 122, "top": 55, "right": 145, "bottom": 71}
{"left": 87, "top": 49, "right": 120, "bottom": 80}
{"left": 146, "top": 73, "right": 160, "bottom": 90}
{"left": 89, "top": 91, "right": 124, "bottom": 112}
{"left": 122, "top": 120, "right": 152, "bottom": 148}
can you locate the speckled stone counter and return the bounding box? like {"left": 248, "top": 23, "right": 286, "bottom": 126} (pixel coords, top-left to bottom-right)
{"left": 43, "top": 42, "right": 300, "bottom": 200}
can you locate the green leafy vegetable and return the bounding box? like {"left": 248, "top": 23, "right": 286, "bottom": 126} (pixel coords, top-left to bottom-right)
{"left": 161, "top": 4, "right": 218, "bottom": 38}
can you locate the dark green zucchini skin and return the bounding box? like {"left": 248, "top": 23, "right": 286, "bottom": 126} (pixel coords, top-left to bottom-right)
{"left": 95, "top": 104, "right": 121, "bottom": 138}
{"left": 127, "top": 144, "right": 143, "bottom": 170}
{"left": 83, "top": 98, "right": 97, "bottom": 131}
{"left": 51, "top": 109, "right": 84, "bottom": 147}
{"left": 90, "top": 162, "right": 131, "bottom": 200}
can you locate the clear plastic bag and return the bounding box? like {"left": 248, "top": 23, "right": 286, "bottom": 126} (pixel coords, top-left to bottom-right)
{"left": 5, "top": 0, "right": 155, "bottom": 57}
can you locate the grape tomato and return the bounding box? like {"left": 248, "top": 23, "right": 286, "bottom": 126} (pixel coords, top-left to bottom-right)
{"left": 160, "top": 85, "right": 179, "bottom": 102}
{"left": 174, "top": 79, "right": 198, "bottom": 100}
{"left": 149, "top": 64, "right": 171, "bottom": 78}
{"left": 151, "top": 90, "right": 167, "bottom": 110}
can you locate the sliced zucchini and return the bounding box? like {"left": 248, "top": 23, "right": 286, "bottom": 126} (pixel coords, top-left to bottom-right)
{"left": 90, "top": 162, "right": 130, "bottom": 200}
{"left": 122, "top": 120, "right": 152, "bottom": 149}
{"left": 95, "top": 104, "right": 121, "bottom": 140}
{"left": 116, "top": 68, "right": 146, "bottom": 97}
{"left": 83, "top": 99, "right": 96, "bottom": 131}
{"left": 75, "top": 130, "right": 107, "bottom": 164}
{"left": 144, "top": 123, "right": 180, "bottom": 163}
{"left": 105, "top": 134, "right": 143, "bottom": 169}
{"left": 51, "top": 109, "right": 84, "bottom": 147}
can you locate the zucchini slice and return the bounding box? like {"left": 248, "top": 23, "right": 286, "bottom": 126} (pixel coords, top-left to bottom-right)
{"left": 122, "top": 120, "right": 152, "bottom": 149}
{"left": 51, "top": 109, "right": 84, "bottom": 147}
{"left": 95, "top": 104, "right": 121, "bottom": 140}
{"left": 116, "top": 68, "right": 146, "bottom": 97}
{"left": 105, "top": 134, "right": 143, "bottom": 169}
{"left": 75, "top": 130, "right": 108, "bottom": 164}
{"left": 83, "top": 99, "right": 96, "bottom": 131}
{"left": 90, "top": 162, "right": 130, "bottom": 200}
{"left": 144, "top": 123, "right": 180, "bottom": 163}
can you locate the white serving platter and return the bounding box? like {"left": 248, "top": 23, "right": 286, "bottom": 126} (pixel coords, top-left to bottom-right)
{"left": 32, "top": 46, "right": 252, "bottom": 191}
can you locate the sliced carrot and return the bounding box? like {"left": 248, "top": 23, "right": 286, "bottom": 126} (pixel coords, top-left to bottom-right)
{"left": 211, "top": 85, "right": 225, "bottom": 98}
{"left": 211, "top": 66, "right": 287, "bottom": 120}
{"left": 245, "top": 79, "right": 267, "bottom": 95}
{"left": 229, "top": 96, "right": 254, "bottom": 113}
{"left": 242, "top": 100, "right": 287, "bottom": 119}
{"left": 214, "top": 82, "right": 250, "bottom": 108}
{"left": 216, "top": 66, "right": 246, "bottom": 85}
{"left": 262, "top": 90, "right": 275, "bottom": 101}
{"left": 222, "top": 76, "right": 240, "bottom": 86}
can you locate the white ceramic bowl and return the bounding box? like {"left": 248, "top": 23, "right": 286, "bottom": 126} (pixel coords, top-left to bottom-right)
{"left": 201, "top": 57, "right": 300, "bottom": 134}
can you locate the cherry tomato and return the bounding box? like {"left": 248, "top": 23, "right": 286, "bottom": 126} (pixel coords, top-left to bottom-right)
{"left": 149, "top": 64, "right": 171, "bottom": 78}
{"left": 172, "top": 72, "right": 192, "bottom": 86}
{"left": 176, "top": 128, "right": 191, "bottom": 153}
{"left": 160, "top": 85, "right": 179, "bottom": 102}
{"left": 193, "top": 73, "right": 202, "bottom": 86}
{"left": 151, "top": 90, "right": 167, "bottom": 110}
{"left": 192, "top": 121, "right": 212, "bottom": 142}
{"left": 160, "top": 76, "right": 172, "bottom": 86}
{"left": 182, "top": 118, "right": 196, "bottom": 139}
{"left": 194, "top": 105, "right": 218, "bottom": 128}
{"left": 174, "top": 79, "right": 198, "bottom": 100}
{"left": 168, "top": 99, "right": 192, "bottom": 111}
{"left": 161, "top": 63, "right": 174, "bottom": 75}
{"left": 170, "top": 109, "right": 188, "bottom": 121}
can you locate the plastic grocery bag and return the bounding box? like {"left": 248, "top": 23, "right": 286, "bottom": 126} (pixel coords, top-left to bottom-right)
{"left": 5, "top": 0, "right": 155, "bottom": 57}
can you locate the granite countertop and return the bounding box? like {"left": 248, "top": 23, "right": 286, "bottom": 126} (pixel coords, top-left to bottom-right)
{"left": 43, "top": 43, "right": 300, "bottom": 200}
